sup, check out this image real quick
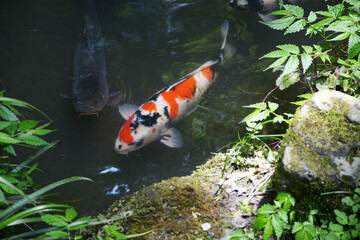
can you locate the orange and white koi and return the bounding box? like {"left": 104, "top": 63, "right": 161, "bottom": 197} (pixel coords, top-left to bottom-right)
{"left": 114, "top": 20, "right": 234, "bottom": 154}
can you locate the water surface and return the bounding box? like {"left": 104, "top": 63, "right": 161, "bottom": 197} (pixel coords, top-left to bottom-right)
{"left": 0, "top": 0, "right": 326, "bottom": 215}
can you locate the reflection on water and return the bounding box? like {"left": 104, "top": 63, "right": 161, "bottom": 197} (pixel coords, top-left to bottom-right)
{"left": 0, "top": 0, "right": 326, "bottom": 215}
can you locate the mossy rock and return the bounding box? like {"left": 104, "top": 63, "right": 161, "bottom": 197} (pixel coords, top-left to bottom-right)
{"left": 82, "top": 176, "right": 223, "bottom": 239}
{"left": 275, "top": 90, "right": 360, "bottom": 211}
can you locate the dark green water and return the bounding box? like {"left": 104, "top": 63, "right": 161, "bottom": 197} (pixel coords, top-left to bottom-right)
{"left": 0, "top": 0, "right": 326, "bottom": 215}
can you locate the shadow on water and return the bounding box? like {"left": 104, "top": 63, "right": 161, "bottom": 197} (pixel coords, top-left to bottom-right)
{"left": 0, "top": 0, "right": 327, "bottom": 215}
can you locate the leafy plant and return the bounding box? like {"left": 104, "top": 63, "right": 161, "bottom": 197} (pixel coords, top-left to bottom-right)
{"left": 260, "top": 0, "right": 360, "bottom": 97}
{"left": 254, "top": 192, "right": 295, "bottom": 239}
{"left": 224, "top": 229, "right": 255, "bottom": 240}
{"left": 0, "top": 94, "right": 151, "bottom": 239}
{"left": 252, "top": 181, "right": 360, "bottom": 240}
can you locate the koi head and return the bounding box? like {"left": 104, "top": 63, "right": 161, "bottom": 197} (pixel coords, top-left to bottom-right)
{"left": 114, "top": 113, "right": 159, "bottom": 154}
{"left": 72, "top": 76, "right": 109, "bottom": 115}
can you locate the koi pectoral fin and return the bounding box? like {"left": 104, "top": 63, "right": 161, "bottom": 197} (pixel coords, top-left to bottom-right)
{"left": 160, "top": 127, "right": 183, "bottom": 148}
{"left": 118, "top": 104, "right": 139, "bottom": 120}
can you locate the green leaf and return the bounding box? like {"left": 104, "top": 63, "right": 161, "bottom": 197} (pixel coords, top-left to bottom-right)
{"left": 268, "top": 102, "right": 279, "bottom": 112}
{"left": 46, "top": 230, "right": 69, "bottom": 238}
{"left": 65, "top": 208, "right": 77, "bottom": 222}
{"left": 0, "top": 132, "right": 21, "bottom": 144}
{"left": 308, "top": 11, "right": 317, "bottom": 23}
{"left": 3, "top": 145, "right": 16, "bottom": 156}
{"left": 349, "top": 42, "right": 360, "bottom": 58}
{"left": 325, "top": 231, "right": 341, "bottom": 240}
{"left": 243, "top": 102, "right": 267, "bottom": 109}
{"left": 283, "top": 4, "right": 304, "bottom": 18}
{"left": 272, "top": 214, "right": 286, "bottom": 239}
{"left": 258, "top": 204, "right": 276, "bottom": 215}
{"left": 349, "top": 214, "right": 358, "bottom": 226}
{"left": 285, "top": 19, "right": 306, "bottom": 34}
{"left": 326, "top": 20, "right": 352, "bottom": 32}
{"left": 328, "top": 4, "right": 345, "bottom": 19}
{"left": 41, "top": 214, "right": 67, "bottom": 227}
{"left": 0, "top": 105, "right": 18, "bottom": 121}
{"left": 302, "top": 45, "right": 313, "bottom": 54}
{"left": 342, "top": 196, "right": 354, "bottom": 206}
{"left": 292, "top": 222, "right": 303, "bottom": 233}
{"left": 19, "top": 120, "right": 40, "bottom": 132}
{"left": 0, "top": 121, "right": 12, "bottom": 130}
{"left": 268, "top": 10, "right": 293, "bottom": 16}
{"left": 22, "top": 135, "right": 48, "bottom": 146}
{"left": 329, "top": 32, "right": 351, "bottom": 41}
{"left": 261, "top": 17, "right": 295, "bottom": 30}
{"left": 265, "top": 56, "right": 289, "bottom": 71}
{"left": 334, "top": 210, "right": 348, "bottom": 225}
{"left": 329, "top": 223, "right": 344, "bottom": 232}
{"left": 260, "top": 50, "right": 290, "bottom": 59}
{"left": 254, "top": 214, "right": 270, "bottom": 233}
{"left": 295, "top": 226, "right": 316, "bottom": 240}
{"left": 263, "top": 219, "right": 274, "bottom": 240}
{"left": 284, "top": 55, "right": 300, "bottom": 74}
{"left": 276, "top": 72, "right": 300, "bottom": 90}
{"left": 0, "top": 176, "right": 92, "bottom": 222}
{"left": 277, "top": 44, "right": 300, "bottom": 54}
{"left": 301, "top": 53, "right": 312, "bottom": 73}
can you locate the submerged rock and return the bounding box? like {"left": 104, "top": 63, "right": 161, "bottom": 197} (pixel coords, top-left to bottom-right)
{"left": 277, "top": 90, "right": 360, "bottom": 209}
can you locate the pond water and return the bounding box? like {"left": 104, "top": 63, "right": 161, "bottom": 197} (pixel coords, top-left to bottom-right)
{"left": 0, "top": 0, "right": 326, "bottom": 215}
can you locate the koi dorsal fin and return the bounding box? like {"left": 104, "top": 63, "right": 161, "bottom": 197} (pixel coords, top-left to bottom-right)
{"left": 160, "top": 127, "right": 183, "bottom": 148}
{"left": 118, "top": 104, "right": 139, "bottom": 120}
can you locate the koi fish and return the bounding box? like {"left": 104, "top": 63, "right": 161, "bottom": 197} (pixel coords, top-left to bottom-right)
{"left": 71, "top": 0, "right": 122, "bottom": 116}
{"left": 114, "top": 20, "right": 234, "bottom": 154}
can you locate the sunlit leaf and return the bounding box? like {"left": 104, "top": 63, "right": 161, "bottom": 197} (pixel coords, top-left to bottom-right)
{"left": 261, "top": 17, "right": 295, "bottom": 30}
{"left": 328, "top": 4, "right": 345, "bottom": 19}
{"left": 263, "top": 219, "right": 274, "bottom": 240}
{"left": 301, "top": 53, "right": 313, "bottom": 73}
{"left": 285, "top": 19, "right": 306, "bottom": 34}
{"left": 329, "top": 32, "right": 351, "bottom": 41}
{"left": 277, "top": 44, "right": 300, "bottom": 54}
{"left": 265, "top": 56, "right": 289, "bottom": 71}
{"left": 302, "top": 45, "right": 313, "bottom": 54}
{"left": 268, "top": 102, "right": 279, "bottom": 112}
{"left": 268, "top": 10, "right": 293, "bottom": 16}
{"left": 284, "top": 55, "right": 299, "bottom": 74}
{"left": 258, "top": 204, "right": 276, "bottom": 215}
{"left": 42, "top": 214, "right": 67, "bottom": 227}
{"left": 284, "top": 4, "right": 304, "bottom": 18}
{"left": 308, "top": 11, "right": 317, "bottom": 23}
{"left": 254, "top": 214, "right": 270, "bottom": 233}
{"left": 261, "top": 50, "right": 290, "bottom": 59}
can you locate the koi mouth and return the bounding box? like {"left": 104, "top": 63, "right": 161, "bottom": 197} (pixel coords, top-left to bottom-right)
{"left": 78, "top": 112, "right": 99, "bottom": 117}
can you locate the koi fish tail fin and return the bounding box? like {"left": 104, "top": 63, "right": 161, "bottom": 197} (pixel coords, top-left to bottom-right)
{"left": 219, "top": 20, "right": 236, "bottom": 65}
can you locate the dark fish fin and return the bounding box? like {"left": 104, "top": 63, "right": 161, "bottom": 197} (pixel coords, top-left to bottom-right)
{"left": 60, "top": 93, "right": 72, "bottom": 100}
{"left": 107, "top": 91, "right": 124, "bottom": 109}
{"left": 159, "top": 127, "right": 183, "bottom": 148}
{"left": 118, "top": 104, "right": 139, "bottom": 120}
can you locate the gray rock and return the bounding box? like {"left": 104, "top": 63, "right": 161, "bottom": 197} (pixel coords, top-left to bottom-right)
{"left": 278, "top": 90, "right": 360, "bottom": 194}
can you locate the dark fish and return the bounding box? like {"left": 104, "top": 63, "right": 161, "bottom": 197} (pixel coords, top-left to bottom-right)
{"left": 73, "top": 0, "right": 109, "bottom": 116}
{"left": 114, "top": 21, "right": 235, "bottom": 154}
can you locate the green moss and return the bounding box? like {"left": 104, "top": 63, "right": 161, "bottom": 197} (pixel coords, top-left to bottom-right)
{"left": 84, "top": 176, "right": 222, "bottom": 239}
{"left": 275, "top": 102, "right": 360, "bottom": 212}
